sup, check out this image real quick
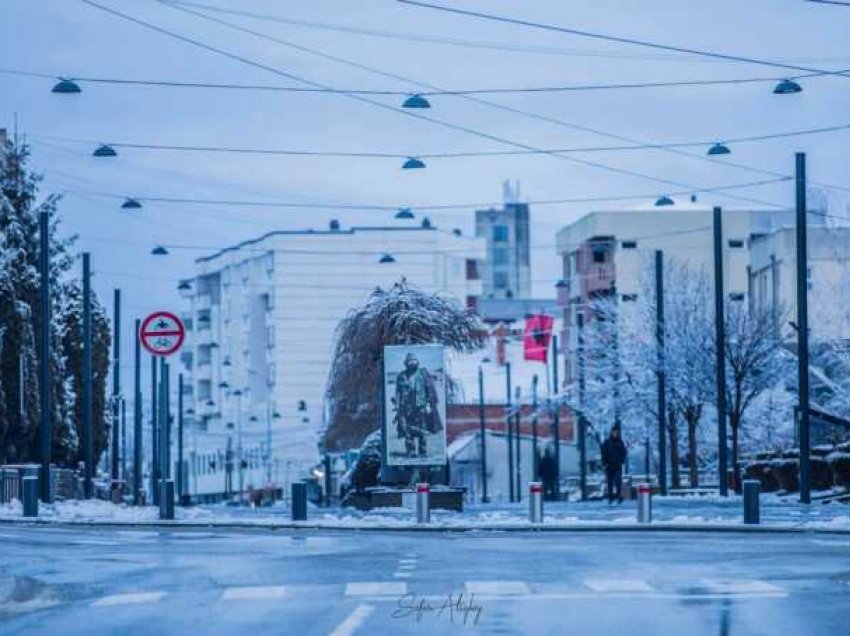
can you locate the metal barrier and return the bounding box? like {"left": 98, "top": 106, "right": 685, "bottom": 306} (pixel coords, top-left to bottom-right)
{"left": 529, "top": 482, "right": 543, "bottom": 524}
{"left": 1, "top": 467, "right": 21, "bottom": 503}
{"left": 743, "top": 479, "right": 761, "bottom": 525}
{"left": 637, "top": 483, "right": 652, "bottom": 524}
{"left": 416, "top": 483, "right": 430, "bottom": 524}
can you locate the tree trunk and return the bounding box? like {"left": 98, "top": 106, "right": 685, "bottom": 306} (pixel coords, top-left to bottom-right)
{"left": 668, "top": 407, "right": 681, "bottom": 490}
{"left": 687, "top": 415, "right": 699, "bottom": 488}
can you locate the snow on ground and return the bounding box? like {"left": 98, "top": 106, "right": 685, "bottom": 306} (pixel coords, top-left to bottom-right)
{"left": 0, "top": 495, "right": 847, "bottom": 531}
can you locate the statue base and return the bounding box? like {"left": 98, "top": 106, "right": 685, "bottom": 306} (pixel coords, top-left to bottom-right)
{"left": 343, "top": 485, "right": 465, "bottom": 512}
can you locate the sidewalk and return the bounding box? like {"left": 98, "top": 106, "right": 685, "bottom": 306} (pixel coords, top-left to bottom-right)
{"left": 0, "top": 494, "right": 847, "bottom": 533}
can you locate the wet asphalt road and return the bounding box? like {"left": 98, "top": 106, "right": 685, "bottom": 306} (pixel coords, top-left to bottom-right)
{"left": 1, "top": 524, "right": 848, "bottom": 635}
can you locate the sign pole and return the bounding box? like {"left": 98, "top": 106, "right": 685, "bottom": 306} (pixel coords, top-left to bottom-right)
{"left": 82, "top": 252, "right": 94, "bottom": 500}
{"left": 133, "top": 319, "right": 142, "bottom": 505}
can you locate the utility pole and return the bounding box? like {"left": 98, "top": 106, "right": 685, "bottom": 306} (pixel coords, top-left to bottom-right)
{"left": 38, "top": 211, "right": 52, "bottom": 502}
{"left": 577, "top": 315, "right": 587, "bottom": 501}
{"left": 796, "top": 152, "right": 812, "bottom": 504}
{"left": 150, "top": 355, "right": 158, "bottom": 505}
{"left": 531, "top": 374, "right": 539, "bottom": 480}
{"left": 506, "top": 361, "right": 514, "bottom": 503}
{"left": 655, "top": 250, "right": 668, "bottom": 496}
{"left": 133, "top": 319, "right": 143, "bottom": 505}
{"left": 178, "top": 373, "right": 185, "bottom": 505}
{"left": 111, "top": 289, "right": 121, "bottom": 489}
{"left": 82, "top": 253, "right": 93, "bottom": 499}
{"left": 551, "top": 334, "right": 561, "bottom": 499}
{"left": 713, "top": 207, "right": 729, "bottom": 496}
{"left": 478, "top": 366, "right": 489, "bottom": 503}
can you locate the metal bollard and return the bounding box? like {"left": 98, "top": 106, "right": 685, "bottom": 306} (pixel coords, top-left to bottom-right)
{"left": 22, "top": 476, "right": 38, "bottom": 518}
{"left": 636, "top": 483, "right": 652, "bottom": 524}
{"left": 159, "top": 480, "right": 175, "bottom": 520}
{"left": 743, "top": 479, "right": 760, "bottom": 525}
{"left": 291, "top": 481, "right": 307, "bottom": 521}
{"left": 529, "top": 482, "right": 544, "bottom": 524}
{"left": 416, "top": 483, "right": 430, "bottom": 524}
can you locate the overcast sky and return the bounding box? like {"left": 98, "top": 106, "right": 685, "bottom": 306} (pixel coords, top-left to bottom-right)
{"left": 2, "top": 0, "right": 850, "bottom": 332}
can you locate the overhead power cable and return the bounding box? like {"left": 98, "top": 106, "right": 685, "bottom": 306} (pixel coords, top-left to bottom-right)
{"left": 153, "top": 0, "right": 786, "bottom": 208}
{"left": 32, "top": 121, "right": 850, "bottom": 157}
{"left": 396, "top": 0, "right": 850, "bottom": 80}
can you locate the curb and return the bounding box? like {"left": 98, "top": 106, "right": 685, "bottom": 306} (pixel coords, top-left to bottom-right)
{"left": 1, "top": 517, "right": 848, "bottom": 535}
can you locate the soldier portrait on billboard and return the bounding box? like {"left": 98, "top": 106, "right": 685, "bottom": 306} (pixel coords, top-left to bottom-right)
{"left": 383, "top": 344, "right": 447, "bottom": 466}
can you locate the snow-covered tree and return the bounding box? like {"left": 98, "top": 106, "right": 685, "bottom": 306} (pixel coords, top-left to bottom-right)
{"left": 323, "top": 280, "right": 484, "bottom": 452}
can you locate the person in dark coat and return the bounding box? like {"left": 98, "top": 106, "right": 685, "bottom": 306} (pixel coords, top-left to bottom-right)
{"left": 601, "top": 424, "right": 627, "bottom": 503}
{"left": 539, "top": 446, "right": 558, "bottom": 501}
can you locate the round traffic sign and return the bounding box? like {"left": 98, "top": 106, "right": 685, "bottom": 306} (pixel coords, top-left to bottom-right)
{"left": 140, "top": 311, "right": 185, "bottom": 357}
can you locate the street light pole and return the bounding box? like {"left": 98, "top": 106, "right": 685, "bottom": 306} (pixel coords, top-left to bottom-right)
{"left": 38, "top": 211, "right": 52, "bottom": 502}
{"left": 82, "top": 252, "right": 93, "bottom": 499}
{"left": 551, "top": 334, "right": 561, "bottom": 499}
{"left": 505, "top": 361, "right": 514, "bottom": 503}
{"left": 655, "top": 250, "right": 668, "bottom": 496}
{"left": 796, "top": 152, "right": 812, "bottom": 505}
{"left": 514, "top": 386, "right": 522, "bottom": 503}
{"left": 713, "top": 207, "right": 729, "bottom": 496}
{"left": 577, "top": 315, "right": 587, "bottom": 501}
{"left": 478, "top": 365, "right": 489, "bottom": 503}
{"left": 531, "top": 374, "right": 539, "bottom": 480}
{"left": 235, "top": 389, "right": 244, "bottom": 502}
{"left": 111, "top": 289, "right": 121, "bottom": 488}
{"left": 178, "top": 372, "right": 185, "bottom": 505}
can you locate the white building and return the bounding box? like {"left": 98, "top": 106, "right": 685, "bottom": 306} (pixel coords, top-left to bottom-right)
{"left": 182, "top": 221, "right": 484, "bottom": 496}
{"left": 555, "top": 203, "right": 801, "bottom": 381}
{"left": 750, "top": 225, "right": 850, "bottom": 342}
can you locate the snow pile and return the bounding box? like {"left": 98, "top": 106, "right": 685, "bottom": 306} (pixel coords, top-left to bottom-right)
{"left": 0, "top": 499, "right": 214, "bottom": 524}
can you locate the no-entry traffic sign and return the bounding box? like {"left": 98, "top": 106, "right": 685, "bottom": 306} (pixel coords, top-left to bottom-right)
{"left": 140, "top": 311, "right": 185, "bottom": 357}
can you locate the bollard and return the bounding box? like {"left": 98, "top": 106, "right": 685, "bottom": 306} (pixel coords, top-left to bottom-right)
{"left": 636, "top": 483, "right": 652, "bottom": 524}
{"left": 111, "top": 480, "right": 125, "bottom": 505}
{"left": 22, "top": 476, "right": 38, "bottom": 518}
{"left": 743, "top": 479, "right": 761, "bottom": 525}
{"left": 291, "top": 481, "right": 307, "bottom": 521}
{"left": 529, "top": 482, "right": 544, "bottom": 524}
{"left": 159, "top": 480, "right": 175, "bottom": 520}
{"left": 416, "top": 482, "right": 430, "bottom": 524}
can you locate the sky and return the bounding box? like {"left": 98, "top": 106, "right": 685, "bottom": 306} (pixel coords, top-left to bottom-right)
{"left": 2, "top": 0, "right": 850, "bottom": 348}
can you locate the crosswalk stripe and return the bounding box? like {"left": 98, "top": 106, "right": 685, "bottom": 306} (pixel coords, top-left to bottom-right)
{"left": 91, "top": 592, "right": 166, "bottom": 607}
{"left": 221, "top": 586, "right": 287, "bottom": 601}
{"left": 329, "top": 604, "right": 374, "bottom": 636}
{"left": 398, "top": 559, "right": 417, "bottom": 565}
{"left": 584, "top": 579, "right": 655, "bottom": 593}
{"left": 700, "top": 580, "right": 785, "bottom": 595}
{"left": 465, "top": 581, "right": 530, "bottom": 595}
{"left": 345, "top": 582, "right": 406, "bottom": 596}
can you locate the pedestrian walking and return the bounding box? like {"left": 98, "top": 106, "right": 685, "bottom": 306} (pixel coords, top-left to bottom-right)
{"left": 539, "top": 446, "right": 558, "bottom": 501}
{"left": 601, "top": 424, "right": 627, "bottom": 504}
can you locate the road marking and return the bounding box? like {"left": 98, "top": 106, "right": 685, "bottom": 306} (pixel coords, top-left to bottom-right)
{"left": 72, "top": 539, "right": 119, "bottom": 546}
{"left": 465, "top": 581, "right": 530, "bottom": 596}
{"left": 221, "top": 586, "right": 287, "bottom": 601}
{"left": 328, "top": 603, "right": 374, "bottom": 636}
{"left": 91, "top": 592, "right": 166, "bottom": 607}
{"left": 345, "top": 582, "right": 406, "bottom": 596}
{"left": 701, "top": 580, "right": 785, "bottom": 595}
{"left": 584, "top": 579, "right": 655, "bottom": 593}
{"left": 398, "top": 559, "right": 417, "bottom": 566}
{"left": 392, "top": 572, "right": 412, "bottom": 579}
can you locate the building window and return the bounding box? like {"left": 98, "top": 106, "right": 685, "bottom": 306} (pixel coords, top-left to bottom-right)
{"left": 493, "top": 248, "right": 509, "bottom": 265}
{"left": 494, "top": 271, "right": 509, "bottom": 289}
{"left": 729, "top": 292, "right": 745, "bottom": 302}
{"left": 466, "top": 296, "right": 478, "bottom": 312}
{"left": 621, "top": 240, "right": 637, "bottom": 249}
{"left": 492, "top": 225, "right": 509, "bottom": 242}
{"left": 592, "top": 247, "right": 606, "bottom": 264}
{"left": 728, "top": 239, "right": 745, "bottom": 249}
{"left": 465, "top": 259, "right": 479, "bottom": 280}
{"left": 621, "top": 294, "right": 638, "bottom": 302}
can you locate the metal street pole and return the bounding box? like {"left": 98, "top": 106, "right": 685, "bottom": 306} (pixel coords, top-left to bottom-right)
{"left": 713, "top": 207, "right": 729, "bottom": 497}
{"left": 796, "top": 152, "right": 812, "bottom": 504}
{"left": 38, "top": 211, "right": 52, "bottom": 502}
{"left": 506, "top": 361, "right": 514, "bottom": 503}
{"left": 478, "top": 365, "right": 489, "bottom": 503}
{"left": 514, "top": 386, "right": 522, "bottom": 503}
{"left": 265, "top": 402, "right": 272, "bottom": 485}
{"left": 163, "top": 361, "right": 171, "bottom": 481}
{"left": 121, "top": 397, "right": 127, "bottom": 482}
{"left": 577, "top": 315, "right": 587, "bottom": 501}
{"left": 133, "top": 319, "right": 142, "bottom": 505}
{"left": 531, "top": 374, "right": 539, "bottom": 480}
{"left": 150, "top": 355, "right": 158, "bottom": 505}
{"left": 178, "top": 373, "right": 185, "bottom": 504}
{"left": 551, "top": 334, "right": 561, "bottom": 499}
{"left": 655, "top": 250, "right": 668, "bottom": 496}
{"left": 111, "top": 289, "right": 121, "bottom": 486}
{"left": 236, "top": 390, "right": 244, "bottom": 502}
{"left": 82, "top": 252, "right": 94, "bottom": 499}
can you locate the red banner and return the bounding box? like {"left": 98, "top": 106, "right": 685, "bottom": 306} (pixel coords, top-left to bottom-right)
{"left": 523, "top": 314, "right": 554, "bottom": 362}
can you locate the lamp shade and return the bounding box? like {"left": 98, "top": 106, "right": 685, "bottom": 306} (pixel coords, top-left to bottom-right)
{"left": 655, "top": 195, "right": 675, "bottom": 207}
{"left": 379, "top": 253, "right": 396, "bottom": 264}
{"left": 707, "top": 143, "right": 731, "bottom": 156}
{"left": 151, "top": 245, "right": 169, "bottom": 256}
{"left": 93, "top": 144, "right": 117, "bottom": 157}
{"left": 402, "top": 94, "right": 431, "bottom": 109}
{"left": 773, "top": 79, "right": 802, "bottom": 95}
{"left": 402, "top": 157, "right": 426, "bottom": 170}
{"left": 121, "top": 198, "right": 142, "bottom": 210}
{"left": 395, "top": 207, "right": 415, "bottom": 219}
{"left": 52, "top": 79, "right": 81, "bottom": 94}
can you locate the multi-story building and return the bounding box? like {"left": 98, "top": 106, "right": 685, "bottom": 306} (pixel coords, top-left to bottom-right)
{"left": 750, "top": 225, "right": 850, "bottom": 341}
{"left": 555, "top": 204, "right": 801, "bottom": 382}
{"left": 475, "top": 186, "right": 531, "bottom": 300}
{"left": 181, "top": 221, "right": 484, "bottom": 496}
